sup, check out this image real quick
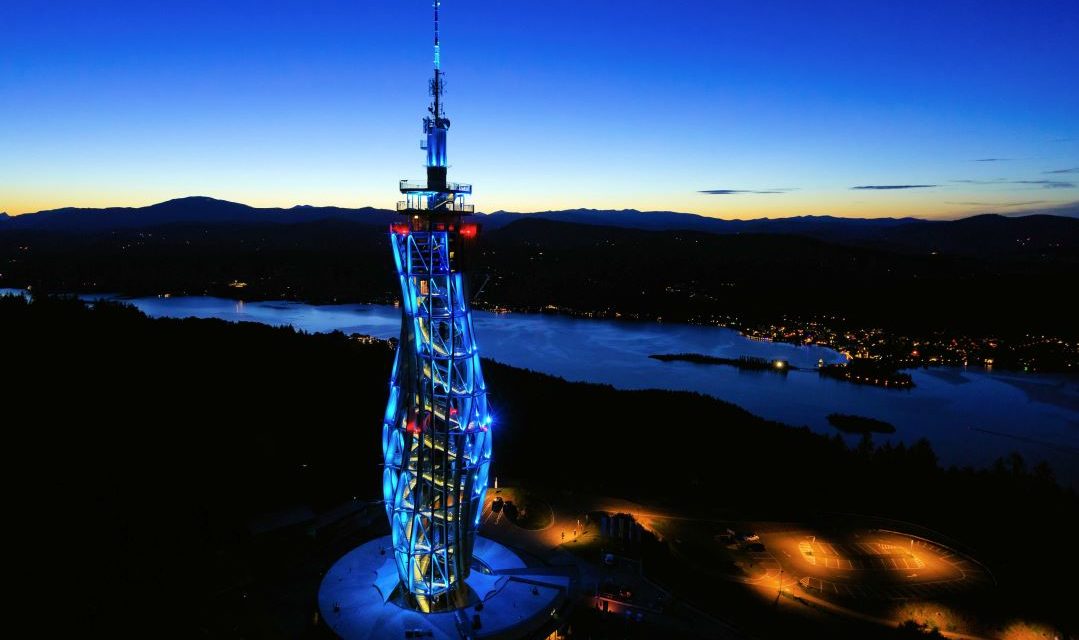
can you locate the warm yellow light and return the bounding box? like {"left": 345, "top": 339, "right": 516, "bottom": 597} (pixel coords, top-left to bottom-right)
{"left": 1000, "top": 620, "right": 1057, "bottom": 640}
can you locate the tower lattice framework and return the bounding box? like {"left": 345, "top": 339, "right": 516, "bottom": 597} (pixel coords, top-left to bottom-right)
{"left": 381, "top": 0, "right": 492, "bottom": 611}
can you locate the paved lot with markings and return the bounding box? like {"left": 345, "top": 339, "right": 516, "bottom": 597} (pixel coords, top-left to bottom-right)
{"left": 760, "top": 530, "right": 992, "bottom": 602}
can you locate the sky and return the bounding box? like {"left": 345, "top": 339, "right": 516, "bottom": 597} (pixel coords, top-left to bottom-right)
{"left": 2, "top": 0, "right": 1078, "bottom": 219}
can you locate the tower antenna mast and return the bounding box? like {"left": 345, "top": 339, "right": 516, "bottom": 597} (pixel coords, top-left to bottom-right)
{"left": 385, "top": 0, "right": 489, "bottom": 610}
{"left": 432, "top": 0, "right": 443, "bottom": 121}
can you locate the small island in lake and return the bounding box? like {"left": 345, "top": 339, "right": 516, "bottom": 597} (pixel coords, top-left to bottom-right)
{"left": 650, "top": 353, "right": 790, "bottom": 373}
{"left": 818, "top": 358, "right": 914, "bottom": 389}
{"left": 827, "top": 413, "right": 897, "bottom": 434}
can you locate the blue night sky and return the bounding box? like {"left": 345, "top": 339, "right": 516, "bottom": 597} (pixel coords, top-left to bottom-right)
{"left": 3, "top": 0, "right": 1078, "bottom": 218}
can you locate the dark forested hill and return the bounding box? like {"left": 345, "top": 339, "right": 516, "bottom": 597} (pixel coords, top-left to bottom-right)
{"left": 3, "top": 295, "right": 1075, "bottom": 635}
{"left": 2, "top": 198, "right": 1077, "bottom": 335}
{"left": 477, "top": 217, "right": 1077, "bottom": 333}
{"left": 869, "top": 213, "right": 1079, "bottom": 259}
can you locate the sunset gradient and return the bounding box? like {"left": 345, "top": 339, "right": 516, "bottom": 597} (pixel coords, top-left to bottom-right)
{"left": 3, "top": 0, "right": 1077, "bottom": 219}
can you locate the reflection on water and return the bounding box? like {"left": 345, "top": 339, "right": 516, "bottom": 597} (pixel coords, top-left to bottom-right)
{"left": 21, "top": 290, "right": 1079, "bottom": 487}
{"left": 921, "top": 369, "right": 973, "bottom": 386}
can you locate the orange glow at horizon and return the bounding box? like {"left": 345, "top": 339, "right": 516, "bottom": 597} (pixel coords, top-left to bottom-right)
{"left": 5, "top": 186, "right": 1067, "bottom": 221}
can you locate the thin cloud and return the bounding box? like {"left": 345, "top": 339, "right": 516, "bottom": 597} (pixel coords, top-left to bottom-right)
{"left": 993, "top": 200, "right": 1079, "bottom": 218}
{"left": 1011, "top": 180, "right": 1074, "bottom": 189}
{"left": 851, "top": 185, "right": 937, "bottom": 190}
{"left": 953, "top": 178, "right": 1075, "bottom": 189}
{"left": 1044, "top": 167, "right": 1079, "bottom": 174}
{"left": 699, "top": 188, "right": 796, "bottom": 195}
{"left": 945, "top": 200, "right": 1048, "bottom": 208}
{"left": 973, "top": 158, "right": 1010, "bottom": 162}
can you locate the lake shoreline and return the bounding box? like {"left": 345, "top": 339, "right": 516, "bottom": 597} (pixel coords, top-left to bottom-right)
{"left": 4, "top": 288, "right": 1076, "bottom": 486}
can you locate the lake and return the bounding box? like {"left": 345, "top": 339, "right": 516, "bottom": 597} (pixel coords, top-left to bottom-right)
{"left": 4, "top": 289, "right": 1075, "bottom": 486}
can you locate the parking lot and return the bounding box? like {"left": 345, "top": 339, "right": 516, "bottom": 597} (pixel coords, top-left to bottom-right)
{"left": 755, "top": 529, "right": 993, "bottom": 602}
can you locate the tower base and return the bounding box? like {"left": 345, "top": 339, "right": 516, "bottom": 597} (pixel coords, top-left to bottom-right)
{"left": 318, "top": 536, "right": 570, "bottom": 639}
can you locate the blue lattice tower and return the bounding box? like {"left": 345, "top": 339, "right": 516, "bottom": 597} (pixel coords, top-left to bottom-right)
{"left": 381, "top": 0, "right": 492, "bottom": 612}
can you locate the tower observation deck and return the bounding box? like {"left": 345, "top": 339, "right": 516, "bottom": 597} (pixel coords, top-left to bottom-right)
{"left": 381, "top": 0, "right": 492, "bottom": 612}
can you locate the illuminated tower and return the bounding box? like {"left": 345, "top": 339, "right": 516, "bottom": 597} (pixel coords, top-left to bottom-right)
{"left": 381, "top": 0, "right": 492, "bottom": 611}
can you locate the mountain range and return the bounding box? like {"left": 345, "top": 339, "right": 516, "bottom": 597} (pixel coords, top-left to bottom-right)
{"left": 2, "top": 196, "right": 1076, "bottom": 335}
{"left": 3, "top": 196, "right": 1078, "bottom": 259}
{"left": 0, "top": 197, "right": 395, "bottom": 233}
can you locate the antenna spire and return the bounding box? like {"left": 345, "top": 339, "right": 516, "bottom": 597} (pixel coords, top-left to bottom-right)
{"left": 430, "top": 0, "right": 444, "bottom": 121}
{"left": 433, "top": 0, "right": 441, "bottom": 70}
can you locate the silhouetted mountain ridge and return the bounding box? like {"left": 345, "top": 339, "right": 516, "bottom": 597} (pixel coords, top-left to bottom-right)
{"left": 1, "top": 196, "right": 397, "bottom": 232}
{"left": 482, "top": 208, "right": 927, "bottom": 243}
{"left": 869, "top": 213, "right": 1079, "bottom": 258}
{"left": 4, "top": 197, "right": 1077, "bottom": 260}
{"left": 2, "top": 205, "right": 1076, "bottom": 335}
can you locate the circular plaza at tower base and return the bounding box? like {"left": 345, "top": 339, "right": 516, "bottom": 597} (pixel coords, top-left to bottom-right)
{"left": 318, "top": 536, "right": 569, "bottom": 639}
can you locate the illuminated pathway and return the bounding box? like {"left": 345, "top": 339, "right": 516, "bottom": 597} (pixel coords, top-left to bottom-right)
{"left": 478, "top": 488, "right": 746, "bottom": 639}
{"left": 671, "top": 520, "right": 997, "bottom": 640}
{"left": 763, "top": 529, "right": 993, "bottom": 602}
{"left": 479, "top": 490, "right": 999, "bottom": 640}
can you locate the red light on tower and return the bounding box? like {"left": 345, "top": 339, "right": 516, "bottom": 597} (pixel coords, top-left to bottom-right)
{"left": 459, "top": 223, "right": 478, "bottom": 239}
{"left": 390, "top": 223, "right": 411, "bottom": 236}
